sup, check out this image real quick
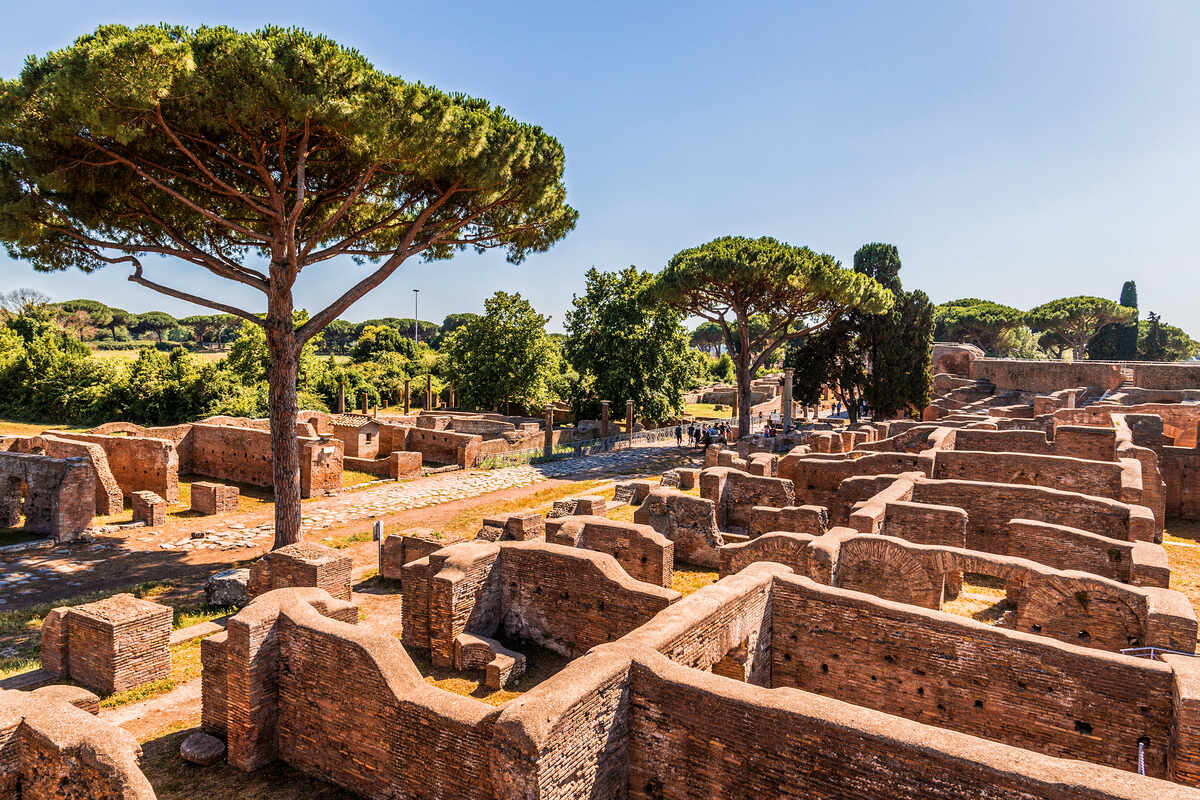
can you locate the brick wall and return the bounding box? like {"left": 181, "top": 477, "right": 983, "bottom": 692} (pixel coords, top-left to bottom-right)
{"left": 624, "top": 652, "right": 1188, "bottom": 800}
{"left": 0, "top": 688, "right": 156, "bottom": 800}
{"left": 1133, "top": 364, "right": 1200, "bottom": 390}
{"left": 951, "top": 427, "right": 1054, "bottom": 454}
{"left": 699, "top": 467, "right": 795, "bottom": 531}
{"left": 778, "top": 452, "right": 930, "bottom": 515}
{"left": 970, "top": 359, "right": 1124, "bottom": 393}
{"left": 933, "top": 450, "right": 1124, "bottom": 498}
{"left": 910, "top": 478, "right": 1154, "bottom": 551}
{"left": 546, "top": 516, "right": 674, "bottom": 587}
{"left": 53, "top": 430, "right": 179, "bottom": 503}
{"left": 771, "top": 574, "right": 1176, "bottom": 776}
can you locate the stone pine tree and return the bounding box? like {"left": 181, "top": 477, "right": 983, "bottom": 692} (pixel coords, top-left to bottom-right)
{"left": 1026, "top": 296, "right": 1136, "bottom": 361}
{"left": 933, "top": 299, "right": 1025, "bottom": 355}
{"left": 0, "top": 25, "right": 576, "bottom": 547}
{"left": 1088, "top": 281, "right": 1139, "bottom": 361}
{"left": 654, "top": 236, "right": 891, "bottom": 437}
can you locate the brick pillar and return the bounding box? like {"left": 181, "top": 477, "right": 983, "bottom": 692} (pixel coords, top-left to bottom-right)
{"left": 337, "top": 380, "right": 345, "bottom": 414}
{"left": 360, "top": 392, "right": 368, "bottom": 414}
{"left": 448, "top": 383, "right": 455, "bottom": 409}
{"left": 600, "top": 400, "right": 610, "bottom": 438}
{"left": 544, "top": 406, "right": 554, "bottom": 458}
{"left": 626, "top": 400, "right": 634, "bottom": 447}
{"left": 425, "top": 375, "right": 433, "bottom": 410}
{"left": 782, "top": 367, "right": 794, "bottom": 431}
{"left": 403, "top": 379, "right": 410, "bottom": 414}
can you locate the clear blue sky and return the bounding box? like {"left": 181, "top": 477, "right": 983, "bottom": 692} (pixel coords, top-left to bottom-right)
{"left": 1, "top": 1, "right": 1197, "bottom": 333}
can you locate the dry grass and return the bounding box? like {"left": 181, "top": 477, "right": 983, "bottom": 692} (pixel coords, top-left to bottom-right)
{"left": 0, "top": 418, "right": 87, "bottom": 436}
{"left": 139, "top": 723, "right": 356, "bottom": 799}
{"left": 405, "top": 640, "right": 569, "bottom": 706}
{"left": 99, "top": 636, "right": 208, "bottom": 709}
{"left": 90, "top": 348, "right": 227, "bottom": 363}
{"left": 1165, "top": 518, "right": 1200, "bottom": 616}
{"left": 420, "top": 479, "right": 611, "bottom": 539}
{"left": 940, "top": 573, "right": 1012, "bottom": 625}
{"left": 342, "top": 469, "right": 380, "bottom": 489}
{"left": 673, "top": 565, "right": 718, "bottom": 596}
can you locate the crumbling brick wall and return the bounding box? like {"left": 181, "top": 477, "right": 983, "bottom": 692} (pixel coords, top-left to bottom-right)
{"left": 969, "top": 359, "right": 1124, "bottom": 393}
{"left": 0, "top": 451, "right": 96, "bottom": 542}
{"left": 932, "top": 450, "right": 1125, "bottom": 498}
{"left": 0, "top": 687, "right": 156, "bottom": 800}
{"left": 53, "top": 430, "right": 178, "bottom": 503}
{"left": 699, "top": 467, "right": 795, "bottom": 532}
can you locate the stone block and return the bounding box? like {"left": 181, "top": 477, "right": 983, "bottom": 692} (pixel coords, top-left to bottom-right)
{"left": 131, "top": 490, "right": 166, "bottom": 526}
{"left": 43, "top": 592, "right": 172, "bottom": 695}
{"left": 190, "top": 481, "right": 239, "bottom": 515}
{"left": 676, "top": 468, "right": 700, "bottom": 490}
{"left": 205, "top": 568, "right": 250, "bottom": 607}
{"left": 248, "top": 542, "right": 353, "bottom": 601}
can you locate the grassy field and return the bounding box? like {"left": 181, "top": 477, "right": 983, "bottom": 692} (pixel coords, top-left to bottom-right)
{"left": 684, "top": 402, "right": 733, "bottom": 419}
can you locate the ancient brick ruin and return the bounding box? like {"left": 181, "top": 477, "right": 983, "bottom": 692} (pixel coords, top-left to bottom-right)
{"left": 17, "top": 351, "right": 1200, "bottom": 798}
{"left": 40, "top": 593, "right": 172, "bottom": 695}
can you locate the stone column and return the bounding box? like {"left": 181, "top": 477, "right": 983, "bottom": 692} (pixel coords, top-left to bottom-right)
{"left": 360, "top": 392, "right": 368, "bottom": 414}
{"left": 448, "top": 383, "right": 455, "bottom": 409}
{"left": 626, "top": 400, "right": 634, "bottom": 447}
{"left": 337, "top": 380, "right": 345, "bottom": 414}
{"left": 425, "top": 375, "right": 432, "bottom": 410}
{"left": 403, "top": 379, "right": 411, "bottom": 415}
{"left": 543, "top": 405, "right": 554, "bottom": 458}
{"left": 600, "top": 400, "right": 611, "bottom": 439}
{"left": 782, "top": 367, "right": 794, "bottom": 431}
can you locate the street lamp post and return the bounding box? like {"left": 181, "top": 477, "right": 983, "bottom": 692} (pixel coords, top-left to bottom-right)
{"left": 412, "top": 289, "right": 420, "bottom": 346}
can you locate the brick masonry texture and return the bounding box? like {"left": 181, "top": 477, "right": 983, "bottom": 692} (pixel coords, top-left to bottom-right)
{"left": 247, "top": 542, "right": 353, "bottom": 601}
{"left": 546, "top": 515, "right": 675, "bottom": 587}
{"left": 0, "top": 450, "right": 95, "bottom": 542}
{"left": 40, "top": 593, "right": 171, "bottom": 695}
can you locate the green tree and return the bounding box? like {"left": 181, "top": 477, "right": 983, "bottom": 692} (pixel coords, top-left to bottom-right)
{"left": 321, "top": 320, "right": 357, "bottom": 355}
{"left": 1026, "top": 296, "right": 1136, "bottom": 360}
{"left": 441, "top": 292, "right": 558, "bottom": 413}
{"left": 1142, "top": 312, "right": 1167, "bottom": 361}
{"left": 1088, "top": 281, "right": 1140, "bottom": 361}
{"left": 1138, "top": 314, "right": 1198, "bottom": 361}
{"left": 180, "top": 314, "right": 220, "bottom": 349}
{"left": 564, "top": 266, "right": 694, "bottom": 424}
{"left": 933, "top": 299, "right": 1025, "bottom": 354}
{"left": 690, "top": 321, "right": 725, "bottom": 355}
{"left": 433, "top": 313, "right": 480, "bottom": 347}
{"left": 352, "top": 324, "right": 417, "bottom": 361}
{"left": 0, "top": 25, "right": 575, "bottom": 546}
{"left": 846, "top": 243, "right": 933, "bottom": 420}
{"left": 132, "top": 311, "right": 180, "bottom": 343}
{"left": 654, "top": 236, "right": 890, "bottom": 435}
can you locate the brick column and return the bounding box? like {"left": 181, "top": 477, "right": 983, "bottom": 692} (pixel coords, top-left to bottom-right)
{"left": 626, "top": 400, "right": 634, "bottom": 447}
{"left": 544, "top": 406, "right": 554, "bottom": 458}
{"left": 600, "top": 400, "right": 610, "bottom": 439}
{"left": 782, "top": 367, "right": 794, "bottom": 431}
{"left": 360, "top": 391, "right": 368, "bottom": 414}
{"left": 448, "top": 383, "right": 455, "bottom": 408}
{"left": 337, "top": 380, "right": 345, "bottom": 414}
{"left": 425, "top": 375, "right": 433, "bottom": 409}
{"left": 403, "top": 379, "right": 410, "bottom": 414}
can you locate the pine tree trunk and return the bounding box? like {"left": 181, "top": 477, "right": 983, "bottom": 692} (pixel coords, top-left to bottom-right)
{"left": 266, "top": 296, "right": 302, "bottom": 549}
{"left": 736, "top": 316, "right": 752, "bottom": 438}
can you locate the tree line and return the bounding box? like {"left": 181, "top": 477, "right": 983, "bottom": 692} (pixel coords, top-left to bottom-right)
{"left": 932, "top": 284, "right": 1197, "bottom": 362}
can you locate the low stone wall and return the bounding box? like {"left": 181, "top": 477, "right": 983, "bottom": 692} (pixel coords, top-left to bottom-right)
{"left": 0, "top": 451, "right": 96, "bottom": 542}
{"left": 910, "top": 478, "right": 1157, "bottom": 550}
{"left": 344, "top": 450, "right": 422, "bottom": 480}
{"left": 698, "top": 466, "right": 795, "bottom": 532}
{"left": 932, "top": 449, "right": 1126, "bottom": 499}
{"left": 1133, "top": 364, "right": 1200, "bottom": 390}
{"left": 546, "top": 515, "right": 674, "bottom": 587}
{"left": 970, "top": 359, "right": 1125, "bottom": 393}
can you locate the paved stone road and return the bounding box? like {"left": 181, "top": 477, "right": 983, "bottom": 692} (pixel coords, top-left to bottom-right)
{"left": 0, "top": 442, "right": 695, "bottom": 601}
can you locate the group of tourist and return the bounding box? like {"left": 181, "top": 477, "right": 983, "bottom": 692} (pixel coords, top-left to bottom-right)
{"left": 674, "top": 422, "right": 732, "bottom": 447}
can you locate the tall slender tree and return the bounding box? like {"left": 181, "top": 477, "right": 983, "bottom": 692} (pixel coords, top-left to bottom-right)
{"left": 0, "top": 25, "right": 575, "bottom": 547}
